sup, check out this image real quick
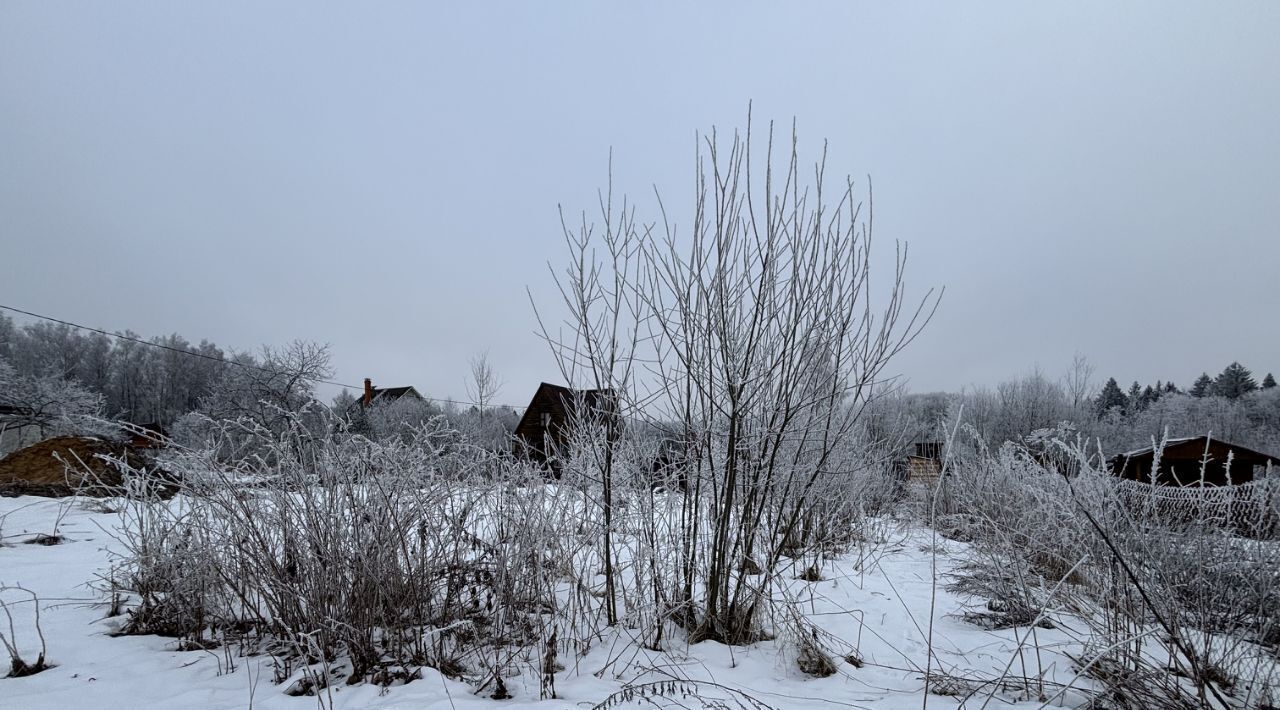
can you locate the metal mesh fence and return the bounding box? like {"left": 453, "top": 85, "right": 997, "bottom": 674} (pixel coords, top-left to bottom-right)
{"left": 1111, "top": 476, "right": 1280, "bottom": 537}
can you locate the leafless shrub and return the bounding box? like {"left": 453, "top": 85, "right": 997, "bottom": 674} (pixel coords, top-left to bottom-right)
{"left": 591, "top": 680, "right": 777, "bottom": 709}
{"left": 924, "top": 671, "right": 978, "bottom": 697}
{"left": 947, "top": 553, "right": 1055, "bottom": 630}
{"left": 0, "top": 585, "right": 51, "bottom": 678}
{"left": 97, "top": 409, "right": 615, "bottom": 696}
{"left": 780, "top": 611, "right": 838, "bottom": 678}
{"left": 23, "top": 533, "right": 64, "bottom": 546}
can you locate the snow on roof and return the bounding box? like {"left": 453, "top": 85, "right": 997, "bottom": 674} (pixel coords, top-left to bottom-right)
{"left": 1112, "top": 436, "right": 1279, "bottom": 466}
{"left": 1118, "top": 437, "right": 1198, "bottom": 458}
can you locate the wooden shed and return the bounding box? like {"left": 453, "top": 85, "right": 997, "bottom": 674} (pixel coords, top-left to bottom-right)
{"left": 1109, "top": 436, "right": 1277, "bottom": 487}
{"left": 513, "top": 382, "right": 616, "bottom": 472}
{"left": 897, "top": 442, "right": 944, "bottom": 488}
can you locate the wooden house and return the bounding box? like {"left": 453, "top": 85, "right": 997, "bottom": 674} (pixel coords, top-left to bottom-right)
{"left": 1109, "top": 436, "right": 1277, "bottom": 486}
{"left": 513, "top": 382, "right": 617, "bottom": 473}
{"left": 353, "top": 378, "right": 424, "bottom": 409}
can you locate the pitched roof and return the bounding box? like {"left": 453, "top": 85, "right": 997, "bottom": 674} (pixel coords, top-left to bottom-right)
{"left": 1116, "top": 437, "right": 1197, "bottom": 459}
{"left": 1110, "top": 436, "right": 1278, "bottom": 467}
{"left": 350, "top": 385, "right": 423, "bottom": 410}
{"left": 512, "top": 382, "right": 616, "bottom": 438}
{"left": 369, "top": 386, "right": 420, "bottom": 402}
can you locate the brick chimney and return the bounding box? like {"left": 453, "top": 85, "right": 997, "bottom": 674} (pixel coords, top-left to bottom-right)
{"left": 363, "top": 378, "right": 374, "bottom": 408}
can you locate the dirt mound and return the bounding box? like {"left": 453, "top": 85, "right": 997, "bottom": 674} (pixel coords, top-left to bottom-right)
{"left": 0, "top": 436, "right": 150, "bottom": 498}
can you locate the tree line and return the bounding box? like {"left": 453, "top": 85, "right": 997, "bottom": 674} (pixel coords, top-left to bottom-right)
{"left": 1095, "top": 361, "right": 1275, "bottom": 416}
{"left": 0, "top": 312, "right": 520, "bottom": 452}
{"left": 0, "top": 312, "right": 327, "bottom": 426}
{"left": 865, "top": 358, "right": 1280, "bottom": 461}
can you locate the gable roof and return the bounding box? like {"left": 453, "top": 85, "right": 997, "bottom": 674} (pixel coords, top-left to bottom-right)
{"left": 1109, "top": 436, "right": 1278, "bottom": 468}
{"left": 512, "top": 382, "right": 615, "bottom": 438}
{"left": 369, "top": 386, "right": 421, "bottom": 402}
{"left": 350, "top": 385, "right": 423, "bottom": 410}
{"left": 1116, "top": 437, "right": 1198, "bottom": 459}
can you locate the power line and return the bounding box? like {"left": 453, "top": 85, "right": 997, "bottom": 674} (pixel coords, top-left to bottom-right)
{"left": 0, "top": 303, "right": 528, "bottom": 412}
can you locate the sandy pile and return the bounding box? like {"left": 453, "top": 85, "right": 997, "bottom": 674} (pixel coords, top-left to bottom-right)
{"left": 0, "top": 436, "right": 147, "bottom": 497}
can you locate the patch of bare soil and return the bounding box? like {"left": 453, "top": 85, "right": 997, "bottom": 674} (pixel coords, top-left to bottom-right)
{"left": 0, "top": 436, "right": 170, "bottom": 498}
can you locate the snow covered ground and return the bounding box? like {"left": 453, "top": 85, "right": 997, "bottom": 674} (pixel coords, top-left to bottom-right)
{"left": 1, "top": 494, "right": 1098, "bottom": 709}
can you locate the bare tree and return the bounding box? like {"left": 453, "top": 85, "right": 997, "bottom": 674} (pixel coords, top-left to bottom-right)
{"left": 992, "top": 367, "right": 1071, "bottom": 446}
{"left": 1062, "top": 352, "right": 1096, "bottom": 412}
{"left": 533, "top": 156, "right": 646, "bottom": 626}
{"left": 196, "top": 341, "right": 333, "bottom": 460}
{"left": 0, "top": 313, "right": 16, "bottom": 364}
{"left": 536, "top": 112, "right": 941, "bottom": 642}
{"left": 0, "top": 359, "right": 103, "bottom": 442}
{"left": 464, "top": 351, "right": 505, "bottom": 423}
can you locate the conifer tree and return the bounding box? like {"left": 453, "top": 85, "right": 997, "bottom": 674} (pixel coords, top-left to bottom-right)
{"left": 1095, "top": 377, "right": 1127, "bottom": 415}
{"left": 1264, "top": 373, "right": 1277, "bottom": 390}
{"left": 1140, "top": 384, "right": 1157, "bottom": 409}
{"left": 1190, "top": 373, "right": 1213, "bottom": 398}
{"left": 1213, "top": 362, "right": 1258, "bottom": 400}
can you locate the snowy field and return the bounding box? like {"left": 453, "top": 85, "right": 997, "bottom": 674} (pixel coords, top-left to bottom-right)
{"left": 0, "top": 493, "right": 1103, "bottom": 710}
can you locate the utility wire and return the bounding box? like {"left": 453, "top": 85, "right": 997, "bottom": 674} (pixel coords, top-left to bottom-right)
{"left": 0, "top": 303, "right": 528, "bottom": 412}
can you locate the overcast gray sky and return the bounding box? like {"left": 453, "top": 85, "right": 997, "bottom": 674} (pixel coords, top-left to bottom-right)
{"left": 3, "top": 2, "right": 1278, "bottom": 406}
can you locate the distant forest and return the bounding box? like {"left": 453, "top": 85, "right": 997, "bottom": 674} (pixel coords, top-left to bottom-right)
{"left": 1, "top": 312, "right": 1277, "bottom": 458}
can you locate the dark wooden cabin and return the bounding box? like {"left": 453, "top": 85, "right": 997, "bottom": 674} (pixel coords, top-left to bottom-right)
{"left": 1109, "top": 436, "right": 1277, "bottom": 486}
{"left": 513, "top": 382, "right": 617, "bottom": 472}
